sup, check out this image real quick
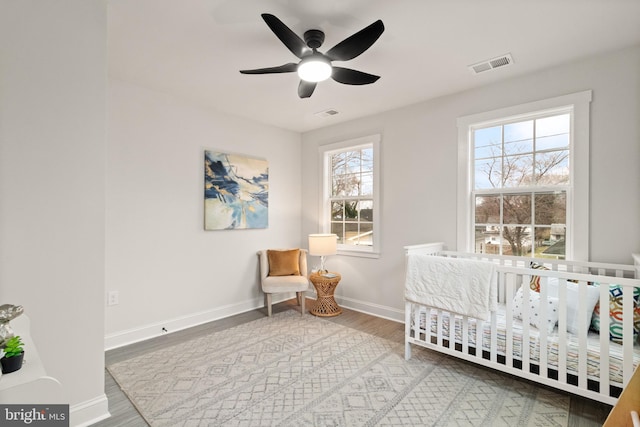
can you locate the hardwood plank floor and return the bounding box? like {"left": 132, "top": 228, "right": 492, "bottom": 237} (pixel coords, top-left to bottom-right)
{"left": 94, "top": 299, "right": 611, "bottom": 426}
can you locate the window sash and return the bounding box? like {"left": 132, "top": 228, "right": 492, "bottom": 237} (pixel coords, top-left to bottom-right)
{"left": 471, "top": 111, "right": 571, "bottom": 191}
{"left": 472, "top": 189, "right": 568, "bottom": 257}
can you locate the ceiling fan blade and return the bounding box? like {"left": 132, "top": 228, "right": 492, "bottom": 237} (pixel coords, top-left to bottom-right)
{"left": 239, "top": 63, "right": 298, "bottom": 74}
{"left": 298, "top": 80, "right": 316, "bottom": 98}
{"left": 325, "top": 20, "right": 384, "bottom": 61}
{"left": 331, "top": 67, "right": 380, "bottom": 85}
{"left": 261, "top": 13, "right": 310, "bottom": 59}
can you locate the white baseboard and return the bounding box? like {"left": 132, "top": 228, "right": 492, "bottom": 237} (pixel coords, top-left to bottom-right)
{"left": 335, "top": 295, "right": 404, "bottom": 323}
{"left": 105, "top": 293, "right": 404, "bottom": 351}
{"left": 105, "top": 294, "right": 297, "bottom": 350}
{"left": 70, "top": 394, "right": 110, "bottom": 427}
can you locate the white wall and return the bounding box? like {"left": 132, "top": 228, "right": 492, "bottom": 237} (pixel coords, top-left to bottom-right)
{"left": 105, "top": 79, "right": 302, "bottom": 346}
{"left": 0, "top": 1, "right": 109, "bottom": 425}
{"left": 301, "top": 45, "right": 640, "bottom": 321}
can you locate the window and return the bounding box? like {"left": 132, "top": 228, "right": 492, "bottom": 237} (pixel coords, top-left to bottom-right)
{"left": 319, "top": 135, "right": 380, "bottom": 256}
{"left": 457, "top": 91, "right": 591, "bottom": 260}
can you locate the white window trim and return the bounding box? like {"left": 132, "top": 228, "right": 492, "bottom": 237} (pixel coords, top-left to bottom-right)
{"left": 457, "top": 90, "right": 592, "bottom": 260}
{"left": 318, "top": 134, "right": 381, "bottom": 258}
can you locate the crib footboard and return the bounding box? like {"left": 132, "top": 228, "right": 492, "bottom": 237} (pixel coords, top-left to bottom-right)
{"left": 404, "top": 244, "right": 640, "bottom": 406}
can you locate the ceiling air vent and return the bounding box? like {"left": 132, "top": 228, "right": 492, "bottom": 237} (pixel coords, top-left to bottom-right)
{"left": 469, "top": 53, "right": 514, "bottom": 74}
{"left": 314, "top": 108, "right": 339, "bottom": 118}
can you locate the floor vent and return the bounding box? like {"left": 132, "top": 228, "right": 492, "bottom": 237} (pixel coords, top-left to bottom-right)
{"left": 469, "top": 53, "right": 514, "bottom": 74}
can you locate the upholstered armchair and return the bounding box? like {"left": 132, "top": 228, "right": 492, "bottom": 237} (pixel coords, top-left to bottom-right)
{"left": 257, "top": 249, "right": 310, "bottom": 316}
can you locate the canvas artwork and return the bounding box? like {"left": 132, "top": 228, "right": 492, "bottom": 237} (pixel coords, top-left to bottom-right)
{"left": 204, "top": 150, "right": 268, "bottom": 230}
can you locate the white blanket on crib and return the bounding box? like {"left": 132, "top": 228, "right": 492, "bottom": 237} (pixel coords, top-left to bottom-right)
{"left": 405, "top": 254, "right": 497, "bottom": 321}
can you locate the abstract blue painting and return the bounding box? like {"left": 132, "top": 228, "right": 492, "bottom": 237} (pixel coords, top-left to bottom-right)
{"left": 204, "top": 150, "right": 268, "bottom": 230}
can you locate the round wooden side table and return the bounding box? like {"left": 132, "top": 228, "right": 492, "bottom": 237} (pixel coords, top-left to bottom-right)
{"left": 309, "top": 272, "right": 342, "bottom": 317}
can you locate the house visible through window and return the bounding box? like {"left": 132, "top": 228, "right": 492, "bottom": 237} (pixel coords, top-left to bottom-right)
{"left": 320, "top": 134, "right": 380, "bottom": 255}
{"left": 457, "top": 91, "right": 592, "bottom": 260}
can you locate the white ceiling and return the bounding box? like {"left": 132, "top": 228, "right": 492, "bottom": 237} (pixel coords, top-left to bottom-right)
{"left": 108, "top": 0, "right": 640, "bottom": 133}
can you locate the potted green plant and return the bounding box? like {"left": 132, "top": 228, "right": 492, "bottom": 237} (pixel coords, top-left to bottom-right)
{"left": 1, "top": 335, "right": 25, "bottom": 373}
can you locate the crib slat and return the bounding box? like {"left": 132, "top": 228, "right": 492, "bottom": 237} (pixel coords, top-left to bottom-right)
{"left": 576, "top": 281, "right": 589, "bottom": 390}
{"left": 538, "top": 277, "right": 550, "bottom": 379}
{"left": 490, "top": 312, "right": 497, "bottom": 363}
{"left": 497, "top": 260, "right": 505, "bottom": 303}
{"left": 522, "top": 277, "right": 531, "bottom": 374}
{"left": 556, "top": 279, "right": 568, "bottom": 386}
{"left": 599, "top": 284, "right": 610, "bottom": 394}
{"left": 482, "top": 311, "right": 498, "bottom": 363}
{"left": 462, "top": 315, "right": 469, "bottom": 354}
{"left": 623, "top": 286, "right": 635, "bottom": 385}
{"left": 505, "top": 271, "right": 515, "bottom": 369}
{"left": 448, "top": 311, "right": 455, "bottom": 350}
{"left": 476, "top": 319, "right": 484, "bottom": 361}
{"left": 412, "top": 304, "right": 420, "bottom": 340}
{"left": 436, "top": 308, "right": 443, "bottom": 347}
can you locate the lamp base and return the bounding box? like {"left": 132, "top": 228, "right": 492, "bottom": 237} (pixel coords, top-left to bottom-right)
{"left": 319, "top": 255, "right": 327, "bottom": 273}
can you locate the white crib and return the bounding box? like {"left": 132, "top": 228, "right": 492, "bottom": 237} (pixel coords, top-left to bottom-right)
{"left": 404, "top": 242, "right": 640, "bottom": 405}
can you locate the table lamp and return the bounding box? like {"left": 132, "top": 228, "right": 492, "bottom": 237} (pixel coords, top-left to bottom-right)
{"left": 308, "top": 233, "right": 337, "bottom": 273}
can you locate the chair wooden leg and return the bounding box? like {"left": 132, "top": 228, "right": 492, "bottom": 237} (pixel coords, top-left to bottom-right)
{"left": 300, "top": 292, "right": 305, "bottom": 315}
{"left": 265, "top": 293, "right": 272, "bottom": 317}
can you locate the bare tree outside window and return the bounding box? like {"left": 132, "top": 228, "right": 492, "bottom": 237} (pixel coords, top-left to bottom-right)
{"left": 329, "top": 147, "right": 374, "bottom": 247}
{"left": 473, "top": 113, "right": 570, "bottom": 258}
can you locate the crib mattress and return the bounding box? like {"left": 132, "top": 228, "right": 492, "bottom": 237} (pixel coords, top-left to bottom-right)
{"left": 413, "top": 304, "right": 640, "bottom": 386}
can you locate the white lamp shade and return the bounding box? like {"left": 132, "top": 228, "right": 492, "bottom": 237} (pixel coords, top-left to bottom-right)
{"left": 308, "top": 234, "right": 337, "bottom": 256}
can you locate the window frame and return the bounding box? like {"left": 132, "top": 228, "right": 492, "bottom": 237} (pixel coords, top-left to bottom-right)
{"left": 457, "top": 91, "right": 592, "bottom": 260}
{"left": 318, "top": 134, "right": 381, "bottom": 257}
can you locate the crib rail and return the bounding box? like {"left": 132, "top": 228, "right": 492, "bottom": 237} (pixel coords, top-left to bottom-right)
{"left": 404, "top": 243, "right": 640, "bottom": 405}
{"left": 404, "top": 242, "right": 638, "bottom": 278}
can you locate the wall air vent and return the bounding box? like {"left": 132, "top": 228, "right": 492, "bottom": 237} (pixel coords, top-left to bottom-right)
{"left": 469, "top": 53, "right": 514, "bottom": 74}
{"left": 314, "top": 108, "right": 339, "bottom": 118}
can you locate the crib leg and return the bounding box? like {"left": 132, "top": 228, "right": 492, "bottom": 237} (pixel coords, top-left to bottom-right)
{"left": 404, "top": 301, "right": 413, "bottom": 360}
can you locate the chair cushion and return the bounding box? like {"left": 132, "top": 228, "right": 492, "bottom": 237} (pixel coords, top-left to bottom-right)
{"left": 262, "top": 275, "right": 309, "bottom": 293}
{"left": 267, "top": 249, "right": 300, "bottom": 276}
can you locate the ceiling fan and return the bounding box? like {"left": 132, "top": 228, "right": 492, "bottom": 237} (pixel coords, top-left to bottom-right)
{"left": 240, "top": 13, "right": 385, "bottom": 98}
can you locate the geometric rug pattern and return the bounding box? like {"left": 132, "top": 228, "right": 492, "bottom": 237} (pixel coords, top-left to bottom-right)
{"left": 107, "top": 310, "right": 570, "bottom": 426}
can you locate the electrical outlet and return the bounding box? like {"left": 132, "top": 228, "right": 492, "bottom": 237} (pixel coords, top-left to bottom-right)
{"left": 107, "top": 290, "right": 119, "bottom": 306}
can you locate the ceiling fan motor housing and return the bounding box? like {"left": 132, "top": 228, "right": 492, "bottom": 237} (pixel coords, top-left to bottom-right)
{"left": 304, "top": 30, "right": 325, "bottom": 49}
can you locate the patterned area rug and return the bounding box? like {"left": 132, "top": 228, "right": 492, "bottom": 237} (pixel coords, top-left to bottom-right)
{"left": 108, "top": 310, "right": 570, "bottom": 426}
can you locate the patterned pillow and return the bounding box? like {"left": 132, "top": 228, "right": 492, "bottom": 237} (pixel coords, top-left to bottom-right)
{"left": 529, "top": 261, "right": 577, "bottom": 292}
{"left": 590, "top": 283, "right": 640, "bottom": 344}
{"left": 512, "top": 287, "right": 560, "bottom": 333}
{"left": 529, "top": 262, "right": 548, "bottom": 292}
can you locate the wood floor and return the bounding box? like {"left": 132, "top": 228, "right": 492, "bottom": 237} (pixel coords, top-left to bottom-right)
{"left": 94, "top": 299, "right": 612, "bottom": 427}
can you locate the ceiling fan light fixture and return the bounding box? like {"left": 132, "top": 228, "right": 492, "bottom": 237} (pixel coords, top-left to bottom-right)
{"left": 297, "top": 56, "right": 332, "bottom": 82}
{"left": 239, "top": 14, "right": 384, "bottom": 97}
